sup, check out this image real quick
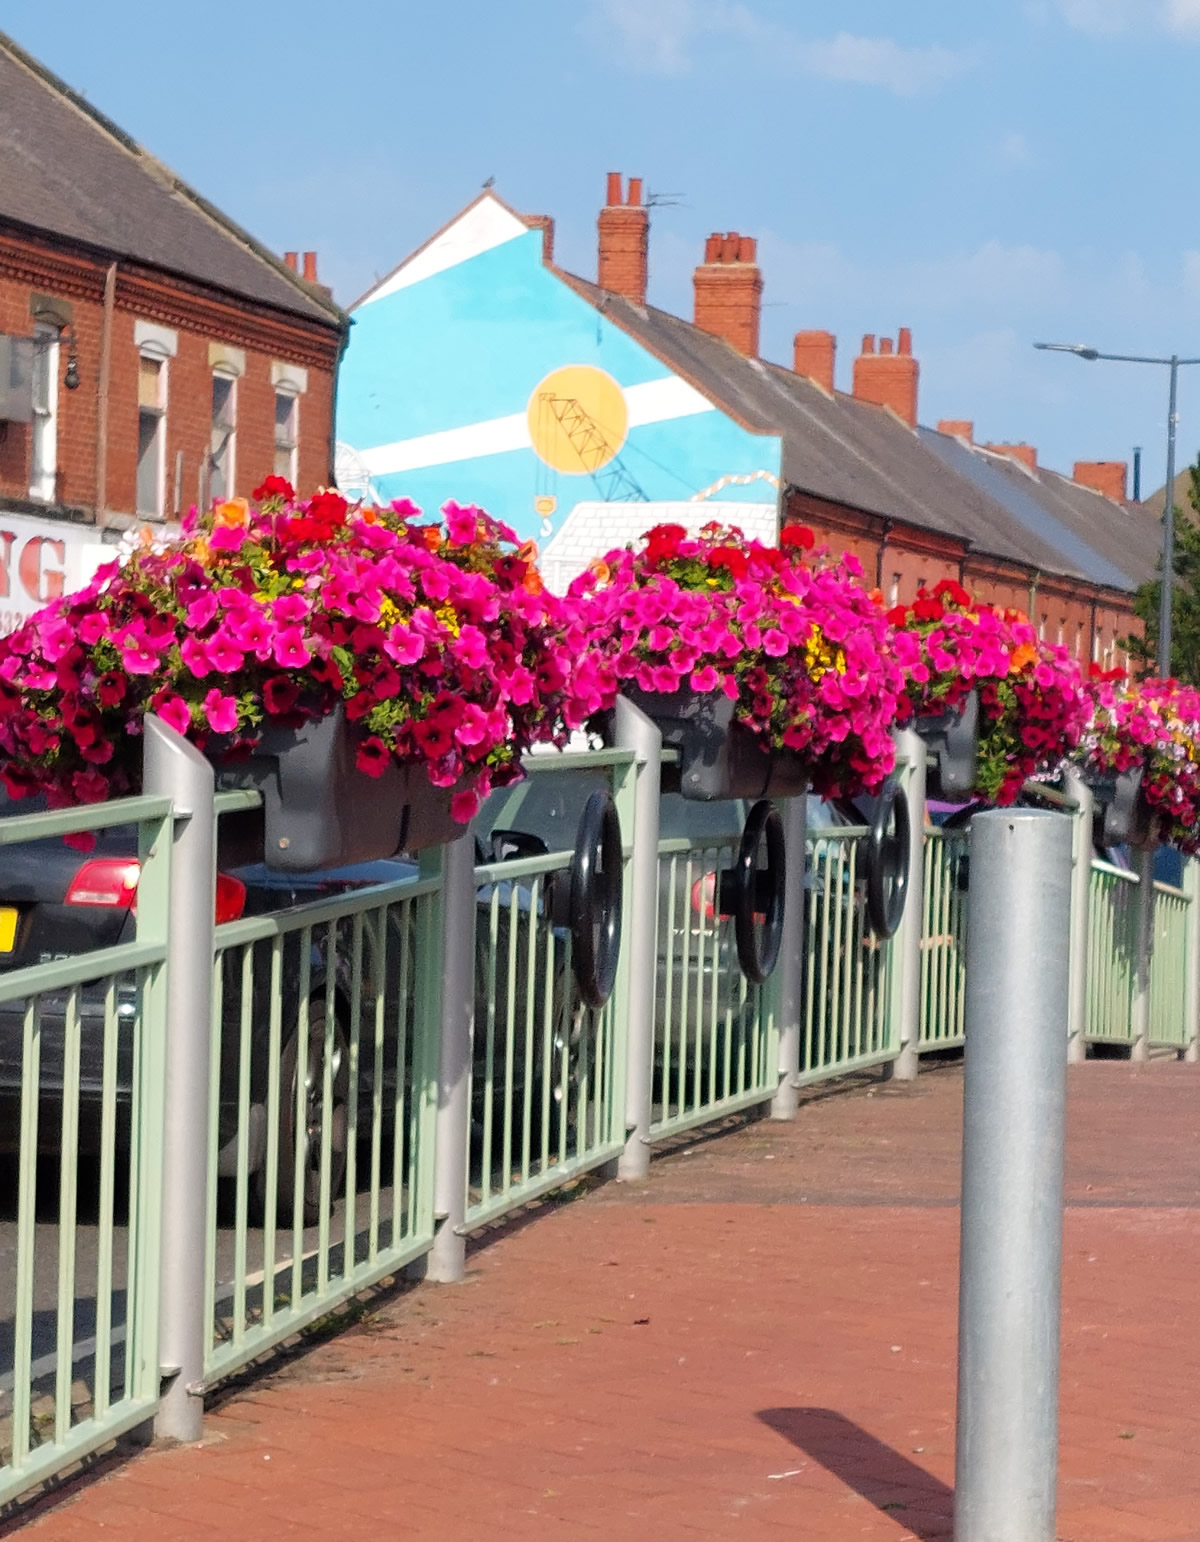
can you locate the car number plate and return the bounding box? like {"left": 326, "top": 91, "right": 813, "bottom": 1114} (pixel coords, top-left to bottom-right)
{"left": 0, "top": 908, "right": 15, "bottom": 953}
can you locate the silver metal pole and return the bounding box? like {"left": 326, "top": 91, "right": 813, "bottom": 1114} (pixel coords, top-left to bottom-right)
{"left": 614, "top": 696, "right": 662, "bottom": 1178}
{"left": 1159, "top": 357, "right": 1178, "bottom": 677}
{"left": 889, "top": 727, "right": 926, "bottom": 1082}
{"left": 1184, "top": 857, "right": 1200, "bottom": 1064}
{"left": 1130, "top": 844, "right": 1155, "bottom": 1063}
{"left": 1063, "top": 769, "right": 1093, "bottom": 1065}
{"left": 426, "top": 831, "right": 476, "bottom": 1282}
{"left": 954, "top": 808, "right": 1072, "bottom": 1542}
{"left": 771, "top": 794, "right": 806, "bottom": 1120}
{"left": 145, "top": 717, "right": 215, "bottom": 1444}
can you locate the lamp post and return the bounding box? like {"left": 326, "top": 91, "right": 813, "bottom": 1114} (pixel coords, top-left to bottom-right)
{"left": 1034, "top": 341, "right": 1200, "bottom": 677}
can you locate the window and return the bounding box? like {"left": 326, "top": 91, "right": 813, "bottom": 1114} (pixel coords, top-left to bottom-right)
{"left": 210, "top": 374, "right": 236, "bottom": 502}
{"left": 274, "top": 390, "right": 298, "bottom": 484}
{"left": 137, "top": 354, "right": 166, "bottom": 517}
{"left": 888, "top": 573, "right": 901, "bottom": 606}
{"left": 29, "top": 323, "right": 59, "bottom": 502}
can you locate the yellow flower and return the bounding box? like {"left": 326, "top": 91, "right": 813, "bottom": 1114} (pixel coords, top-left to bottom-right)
{"left": 214, "top": 497, "right": 251, "bottom": 528}
{"left": 435, "top": 603, "right": 461, "bottom": 637}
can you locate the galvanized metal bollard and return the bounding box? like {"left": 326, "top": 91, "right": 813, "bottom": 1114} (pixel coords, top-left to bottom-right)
{"left": 145, "top": 717, "right": 216, "bottom": 1443}
{"left": 1063, "top": 769, "right": 1093, "bottom": 1065}
{"left": 1130, "top": 844, "right": 1155, "bottom": 1063}
{"left": 615, "top": 696, "right": 662, "bottom": 1179}
{"left": 426, "top": 831, "right": 476, "bottom": 1282}
{"left": 888, "top": 727, "right": 926, "bottom": 1082}
{"left": 954, "top": 808, "right": 1072, "bottom": 1542}
{"left": 770, "top": 795, "right": 806, "bottom": 1120}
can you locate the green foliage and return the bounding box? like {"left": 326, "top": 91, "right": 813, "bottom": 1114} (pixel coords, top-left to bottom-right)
{"left": 1125, "top": 458, "right": 1200, "bottom": 684}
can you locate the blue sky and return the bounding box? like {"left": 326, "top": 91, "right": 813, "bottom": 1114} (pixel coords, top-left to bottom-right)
{"left": 7, "top": 0, "right": 1200, "bottom": 495}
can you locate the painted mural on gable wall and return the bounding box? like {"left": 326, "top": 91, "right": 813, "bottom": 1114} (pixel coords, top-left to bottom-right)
{"left": 335, "top": 195, "right": 783, "bottom": 551}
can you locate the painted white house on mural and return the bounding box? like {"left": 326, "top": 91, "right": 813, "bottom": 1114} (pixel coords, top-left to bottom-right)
{"left": 334, "top": 186, "right": 784, "bottom": 558}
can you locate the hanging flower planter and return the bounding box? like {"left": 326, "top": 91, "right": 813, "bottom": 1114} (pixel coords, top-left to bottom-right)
{"left": 889, "top": 581, "right": 1090, "bottom": 805}
{"left": 1074, "top": 674, "right": 1200, "bottom": 854}
{"left": 569, "top": 522, "right": 905, "bottom": 802}
{"left": 0, "top": 483, "right": 585, "bottom": 867}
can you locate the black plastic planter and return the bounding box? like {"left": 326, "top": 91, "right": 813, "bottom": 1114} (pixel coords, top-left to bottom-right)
{"left": 1089, "top": 765, "right": 1157, "bottom": 850}
{"left": 215, "top": 708, "right": 458, "bottom": 872}
{"left": 617, "top": 686, "right": 808, "bottom": 802}
{"left": 914, "top": 689, "right": 980, "bottom": 801}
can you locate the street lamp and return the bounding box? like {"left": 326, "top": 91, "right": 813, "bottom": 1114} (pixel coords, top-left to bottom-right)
{"left": 1034, "top": 341, "right": 1200, "bottom": 676}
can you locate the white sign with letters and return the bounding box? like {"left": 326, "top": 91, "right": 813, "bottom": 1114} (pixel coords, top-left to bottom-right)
{"left": 0, "top": 509, "right": 111, "bottom": 638}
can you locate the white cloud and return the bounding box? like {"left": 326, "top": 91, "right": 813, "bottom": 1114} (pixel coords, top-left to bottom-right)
{"left": 1059, "top": 0, "right": 1200, "bottom": 33}
{"left": 587, "top": 1, "right": 972, "bottom": 94}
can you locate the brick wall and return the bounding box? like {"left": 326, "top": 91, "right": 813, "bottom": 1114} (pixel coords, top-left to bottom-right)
{"left": 0, "top": 229, "right": 342, "bottom": 524}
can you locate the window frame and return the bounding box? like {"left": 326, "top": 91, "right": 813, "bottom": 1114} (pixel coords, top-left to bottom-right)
{"left": 29, "top": 322, "right": 59, "bottom": 503}
{"left": 136, "top": 352, "right": 168, "bottom": 519}
{"left": 210, "top": 370, "right": 238, "bottom": 503}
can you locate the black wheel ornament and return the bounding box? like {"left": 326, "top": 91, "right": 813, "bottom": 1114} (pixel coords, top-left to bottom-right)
{"left": 568, "top": 790, "right": 623, "bottom": 1010}
{"left": 732, "top": 800, "right": 786, "bottom": 984}
{"left": 866, "top": 774, "right": 911, "bottom": 940}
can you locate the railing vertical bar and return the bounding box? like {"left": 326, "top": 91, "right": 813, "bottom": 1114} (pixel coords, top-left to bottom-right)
{"left": 93, "top": 979, "right": 119, "bottom": 1421}
{"left": 316, "top": 920, "right": 337, "bottom": 1294}
{"left": 290, "top": 933, "right": 312, "bottom": 1309}
{"left": 232, "top": 942, "right": 254, "bottom": 1348}
{"left": 11, "top": 997, "right": 41, "bottom": 1468}
{"left": 54, "top": 985, "right": 82, "bottom": 1446}
{"left": 262, "top": 936, "right": 283, "bottom": 1328}
{"left": 367, "top": 908, "right": 387, "bottom": 1264}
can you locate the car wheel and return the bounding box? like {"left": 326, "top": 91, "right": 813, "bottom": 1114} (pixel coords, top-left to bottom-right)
{"left": 256, "top": 997, "right": 350, "bottom": 1227}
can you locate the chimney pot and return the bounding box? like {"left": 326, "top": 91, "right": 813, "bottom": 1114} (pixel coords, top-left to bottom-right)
{"left": 898, "top": 327, "right": 913, "bottom": 356}
{"left": 302, "top": 251, "right": 318, "bottom": 282}
{"left": 794, "top": 330, "right": 836, "bottom": 394}
{"left": 1073, "top": 459, "right": 1127, "bottom": 501}
{"left": 852, "top": 328, "right": 919, "bottom": 427}
{"left": 597, "top": 172, "right": 649, "bottom": 305}
{"left": 937, "top": 419, "right": 974, "bottom": 443}
{"left": 694, "top": 229, "right": 763, "bottom": 356}
{"left": 284, "top": 251, "right": 298, "bottom": 271}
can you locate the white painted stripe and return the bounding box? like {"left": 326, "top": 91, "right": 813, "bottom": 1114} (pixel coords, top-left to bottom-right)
{"left": 357, "top": 375, "right": 717, "bottom": 478}
{"left": 358, "top": 198, "right": 530, "bottom": 306}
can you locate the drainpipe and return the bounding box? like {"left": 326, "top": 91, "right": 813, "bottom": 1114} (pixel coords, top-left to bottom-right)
{"left": 95, "top": 262, "right": 117, "bottom": 525}
{"left": 877, "top": 519, "right": 893, "bottom": 591}
{"left": 328, "top": 315, "right": 353, "bottom": 489}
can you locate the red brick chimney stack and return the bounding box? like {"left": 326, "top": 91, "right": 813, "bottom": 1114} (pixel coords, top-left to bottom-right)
{"left": 597, "top": 173, "right": 649, "bottom": 305}
{"left": 1073, "top": 461, "right": 1127, "bottom": 502}
{"left": 937, "top": 420, "right": 974, "bottom": 442}
{"left": 793, "top": 330, "right": 836, "bottom": 393}
{"left": 986, "top": 442, "right": 1038, "bottom": 472}
{"left": 693, "top": 232, "right": 763, "bottom": 356}
{"left": 852, "top": 328, "right": 919, "bottom": 427}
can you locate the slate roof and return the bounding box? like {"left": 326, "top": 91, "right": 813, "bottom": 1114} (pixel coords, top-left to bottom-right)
{"left": 556, "top": 269, "right": 1157, "bottom": 594}
{"left": 0, "top": 32, "right": 344, "bottom": 329}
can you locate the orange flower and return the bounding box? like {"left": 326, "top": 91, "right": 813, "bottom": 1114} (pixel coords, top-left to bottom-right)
{"left": 587, "top": 557, "right": 611, "bottom": 585}
{"left": 359, "top": 505, "right": 380, "bottom": 525}
{"left": 422, "top": 526, "right": 444, "bottom": 551}
{"left": 516, "top": 539, "right": 539, "bottom": 564}
{"left": 190, "top": 536, "right": 211, "bottom": 566}
{"left": 214, "top": 498, "right": 250, "bottom": 528}
{"left": 867, "top": 586, "right": 884, "bottom": 607}
{"left": 1009, "top": 643, "right": 1038, "bottom": 675}
{"left": 523, "top": 568, "right": 544, "bottom": 596}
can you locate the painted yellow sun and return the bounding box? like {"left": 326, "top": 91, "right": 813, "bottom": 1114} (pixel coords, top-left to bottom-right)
{"left": 527, "top": 365, "right": 628, "bottom": 474}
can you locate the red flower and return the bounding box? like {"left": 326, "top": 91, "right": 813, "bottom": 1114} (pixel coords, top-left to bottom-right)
{"left": 643, "top": 523, "right": 687, "bottom": 566}
{"left": 253, "top": 474, "right": 295, "bottom": 502}
{"left": 308, "top": 490, "right": 348, "bottom": 526}
{"left": 780, "top": 524, "right": 815, "bottom": 551}
{"left": 912, "top": 597, "right": 946, "bottom": 623}
{"left": 355, "top": 737, "right": 390, "bottom": 778}
{"left": 708, "top": 546, "right": 749, "bottom": 579}
{"left": 933, "top": 578, "right": 972, "bottom": 608}
{"left": 263, "top": 675, "right": 300, "bottom": 716}
{"left": 95, "top": 672, "right": 127, "bottom": 708}
{"left": 886, "top": 604, "right": 910, "bottom": 626}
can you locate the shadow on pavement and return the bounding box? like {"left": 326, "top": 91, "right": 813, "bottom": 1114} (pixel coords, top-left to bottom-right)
{"left": 757, "top": 1407, "right": 953, "bottom": 1539}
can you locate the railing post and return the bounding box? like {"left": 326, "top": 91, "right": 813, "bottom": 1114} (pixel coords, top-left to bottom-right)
{"left": 144, "top": 717, "right": 215, "bottom": 1444}
{"left": 1184, "top": 858, "right": 1200, "bottom": 1063}
{"left": 888, "top": 727, "right": 926, "bottom": 1081}
{"left": 1130, "top": 845, "right": 1155, "bottom": 1062}
{"left": 614, "top": 697, "right": 661, "bottom": 1180}
{"left": 771, "top": 795, "right": 806, "bottom": 1120}
{"left": 954, "top": 808, "right": 1071, "bottom": 1542}
{"left": 426, "top": 831, "right": 476, "bottom": 1282}
{"left": 1063, "top": 769, "right": 1093, "bottom": 1064}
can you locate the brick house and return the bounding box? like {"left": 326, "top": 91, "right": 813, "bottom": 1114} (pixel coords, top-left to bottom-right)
{"left": 0, "top": 31, "right": 347, "bottom": 634}
{"left": 338, "top": 173, "right": 1154, "bottom": 669}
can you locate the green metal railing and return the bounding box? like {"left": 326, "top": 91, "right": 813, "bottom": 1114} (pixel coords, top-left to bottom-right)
{"left": 649, "top": 832, "right": 777, "bottom": 1139}
{"left": 463, "top": 751, "right": 634, "bottom": 1229}
{"left": 803, "top": 829, "right": 896, "bottom": 1079}
{"left": 203, "top": 793, "right": 441, "bottom": 1387}
{"left": 1085, "top": 860, "right": 1138, "bottom": 1045}
{"left": 0, "top": 797, "right": 172, "bottom": 1506}
{"left": 920, "top": 828, "right": 968, "bottom": 1050}
{"left": 1150, "top": 878, "right": 1192, "bottom": 1049}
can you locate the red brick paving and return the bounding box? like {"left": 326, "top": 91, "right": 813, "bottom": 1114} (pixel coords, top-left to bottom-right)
{"left": 21, "top": 1061, "right": 1200, "bottom": 1540}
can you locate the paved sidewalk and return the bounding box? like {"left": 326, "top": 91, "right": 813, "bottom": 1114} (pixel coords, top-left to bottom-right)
{"left": 21, "top": 1061, "right": 1200, "bottom": 1541}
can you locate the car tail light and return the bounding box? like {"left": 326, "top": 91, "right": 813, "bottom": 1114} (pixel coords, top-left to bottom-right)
{"left": 65, "top": 859, "right": 141, "bottom": 909}
{"left": 691, "top": 871, "right": 718, "bottom": 922}
{"left": 65, "top": 859, "right": 246, "bottom": 924}
{"left": 215, "top": 873, "right": 246, "bottom": 925}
